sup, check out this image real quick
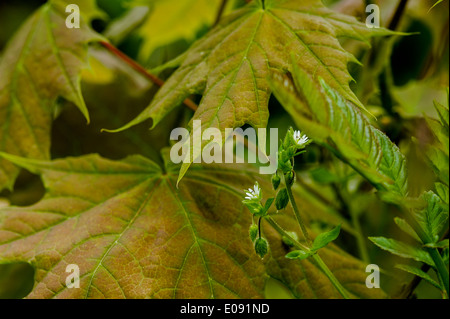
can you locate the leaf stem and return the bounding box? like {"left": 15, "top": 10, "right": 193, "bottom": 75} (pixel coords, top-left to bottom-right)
{"left": 99, "top": 41, "right": 198, "bottom": 111}
{"left": 265, "top": 217, "right": 310, "bottom": 251}
{"left": 283, "top": 174, "right": 312, "bottom": 246}
{"left": 265, "top": 217, "right": 351, "bottom": 299}
{"left": 351, "top": 211, "right": 370, "bottom": 263}
{"left": 312, "top": 254, "right": 351, "bottom": 299}
{"left": 213, "top": 0, "right": 228, "bottom": 27}
{"left": 428, "top": 247, "right": 449, "bottom": 298}
{"left": 258, "top": 216, "right": 262, "bottom": 239}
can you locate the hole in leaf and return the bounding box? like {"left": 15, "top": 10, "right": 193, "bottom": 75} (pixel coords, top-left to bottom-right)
{"left": 0, "top": 262, "right": 35, "bottom": 299}
{"left": 264, "top": 277, "right": 295, "bottom": 299}
{"left": 0, "top": 170, "right": 45, "bottom": 207}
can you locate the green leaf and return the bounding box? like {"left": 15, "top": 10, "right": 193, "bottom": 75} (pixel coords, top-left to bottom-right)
{"left": 285, "top": 250, "right": 312, "bottom": 260}
{"left": 394, "top": 217, "right": 421, "bottom": 242}
{"left": 0, "top": 1, "right": 101, "bottom": 191}
{"left": 271, "top": 65, "right": 408, "bottom": 203}
{"left": 429, "top": 0, "right": 445, "bottom": 12}
{"left": 424, "top": 240, "right": 449, "bottom": 249}
{"left": 309, "top": 167, "right": 340, "bottom": 184}
{"left": 395, "top": 264, "right": 441, "bottom": 290}
{"left": 443, "top": 248, "right": 449, "bottom": 265}
{"left": 0, "top": 151, "right": 385, "bottom": 299}
{"left": 424, "top": 95, "right": 449, "bottom": 186}
{"left": 105, "top": 0, "right": 394, "bottom": 182}
{"left": 264, "top": 197, "right": 275, "bottom": 213}
{"left": 414, "top": 191, "right": 449, "bottom": 244}
{"left": 435, "top": 182, "right": 449, "bottom": 205}
{"left": 369, "top": 237, "right": 434, "bottom": 266}
{"left": 103, "top": 5, "right": 150, "bottom": 45}
{"left": 311, "top": 225, "right": 341, "bottom": 251}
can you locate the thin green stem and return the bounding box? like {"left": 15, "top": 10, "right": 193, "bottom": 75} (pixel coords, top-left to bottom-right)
{"left": 428, "top": 248, "right": 449, "bottom": 298}
{"left": 312, "top": 254, "right": 351, "bottom": 299}
{"left": 271, "top": 174, "right": 351, "bottom": 299}
{"left": 351, "top": 211, "right": 370, "bottom": 263}
{"left": 265, "top": 217, "right": 310, "bottom": 251}
{"left": 284, "top": 174, "right": 312, "bottom": 246}
{"left": 266, "top": 217, "right": 351, "bottom": 299}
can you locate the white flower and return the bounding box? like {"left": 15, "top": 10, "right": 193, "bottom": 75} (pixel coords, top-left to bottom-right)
{"left": 293, "top": 130, "right": 309, "bottom": 147}
{"left": 245, "top": 183, "right": 261, "bottom": 200}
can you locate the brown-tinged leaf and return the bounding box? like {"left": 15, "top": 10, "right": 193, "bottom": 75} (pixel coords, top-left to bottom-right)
{"left": 105, "top": 0, "right": 395, "bottom": 183}
{"left": 0, "top": 151, "right": 385, "bottom": 298}
{"left": 0, "top": 0, "right": 101, "bottom": 191}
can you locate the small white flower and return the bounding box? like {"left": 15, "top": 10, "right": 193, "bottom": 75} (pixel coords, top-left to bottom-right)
{"left": 293, "top": 130, "right": 309, "bottom": 147}
{"left": 245, "top": 183, "right": 261, "bottom": 200}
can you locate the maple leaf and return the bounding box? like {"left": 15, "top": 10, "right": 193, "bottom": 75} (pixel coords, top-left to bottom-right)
{"left": 0, "top": 0, "right": 102, "bottom": 191}
{"left": 0, "top": 151, "right": 385, "bottom": 299}
{"left": 105, "top": 0, "right": 394, "bottom": 183}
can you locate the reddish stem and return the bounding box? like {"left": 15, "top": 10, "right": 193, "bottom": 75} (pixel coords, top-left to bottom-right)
{"left": 99, "top": 41, "right": 198, "bottom": 111}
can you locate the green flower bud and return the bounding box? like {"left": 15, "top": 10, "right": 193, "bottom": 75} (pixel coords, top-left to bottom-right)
{"left": 275, "top": 188, "right": 289, "bottom": 210}
{"left": 249, "top": 224, "right": 258, "bottom": 242}
{"left": 282, "top": 231, "right": 299, "bottom": 247}
{"left": 271, "top": 173, "right": 281, "bottom": 190}
{"left": 285, "top": 170, "right": 295, "bottom": 186}
{"left": 254, "top": 237, "right": 268, "bottom": 258}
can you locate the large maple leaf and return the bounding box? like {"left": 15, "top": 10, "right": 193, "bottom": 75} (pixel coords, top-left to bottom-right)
{"left": 0, "top": 151, "right": 385, "bottom": 299}
{"left": 106, "top": 0, "right": 394, "bottom": 181}
{"left": 0, "top": 0, "right": 102, "bottom": 191}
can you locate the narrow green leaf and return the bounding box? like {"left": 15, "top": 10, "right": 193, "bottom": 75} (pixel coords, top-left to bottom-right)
{"left": 424, "top": 240, "right": 449, "bottom": 249}
{"left": 264, "top": 197, "right": 275, "bottom": 213}
{"left": 395, "top": 264, "right": 441, "bottom": 290}
{"left": 369, "top": 237, "right": 434, "bottom": 266}
{"left": 443, "top": 248, "right": 449, "bottom": 265}
{"left": 311, "top": 225, "right": 341, "bottom": 251}
{"left": 435, "top": 182, "right": 449, "bottom": 205}
{"left": 429, "top": 0, "right": 445, "bottom": 12}
{"left": 394, "top": 217, "right": 421, "bottom": 242}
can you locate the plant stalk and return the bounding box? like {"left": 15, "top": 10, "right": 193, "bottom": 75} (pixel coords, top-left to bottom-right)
{"left": 312, "top": 254, "right": 351, "bottom": 299}
{"left": 213, "top": 0, "right": 228, "bottom": 27}
{"left": 284, "top": 174, "right": 312, "bottom": 246}
{"left": 351, "top": 211, "right": 370, "bottom": 263}
{"left": 428, "top": 248, "right": 450, "bottom": 298}
{"left": 265, "top": 217, "right": 351, "bottom": 298}
{"left": 277, "top": 174, "right": 351, "bottom": 299}
{"left": 265, "top": 217, "right": 310, "bottom": 251}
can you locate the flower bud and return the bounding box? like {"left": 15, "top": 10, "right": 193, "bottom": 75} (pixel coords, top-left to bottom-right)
{"left": 282, "top": 231, "right": 299, "bottom": 247}
{"left": 249, "top": 224, "right": 258, "bottom": 242}
{"left": 271, "top": 173, "right": 281, "bottom": 190}
{"left": 275, "top": 188, "right": 289, "bottom": 210}
{"left": 254, "top": 237, "right": 268, "bottom": 258}
{"left": 285, "top": 170, "right": 295, "bottom": 186}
